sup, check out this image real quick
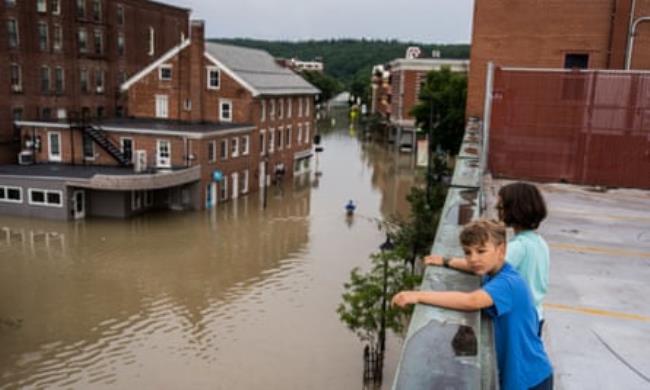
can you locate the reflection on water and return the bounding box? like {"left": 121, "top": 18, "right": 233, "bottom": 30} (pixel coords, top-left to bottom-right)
{"left": 0, "top": 110, "right": 417, "bottom": 389}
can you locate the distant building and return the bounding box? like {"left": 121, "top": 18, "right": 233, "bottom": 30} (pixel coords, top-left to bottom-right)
{"left": 370, "top": 64, "right": 391, "bottom": 118}
{"left": 0, "top": 0, "right": 190, "bottom": 163}
{"left": 467, "top": 0, "right": 650, "bottom": 118}
{"left": 2, "top": 21, "right": 319, "bottom": 220}
{"left": 278, "top": 58, "right": 324, "bottom": 73}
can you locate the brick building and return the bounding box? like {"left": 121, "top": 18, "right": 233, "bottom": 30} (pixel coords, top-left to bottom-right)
{"left": 1, "top": 21, "right": 319, "bottom": 220}
{"left": 467, "top": 0, "right": 650, "bottom": 118}
{"left": 0, "top": 0, "right": 189, "bottom": 163}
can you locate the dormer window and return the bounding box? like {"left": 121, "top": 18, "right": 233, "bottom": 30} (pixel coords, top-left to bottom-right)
{"left": 207, "top": 67, "right": 220, "bottom": 89}
{"left": 159, "top": 64, "right": 172, "bottom": 81}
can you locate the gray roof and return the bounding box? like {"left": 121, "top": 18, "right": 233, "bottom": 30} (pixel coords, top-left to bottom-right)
{"left": 205, "top": 42, "right": 320, "bottom": 96}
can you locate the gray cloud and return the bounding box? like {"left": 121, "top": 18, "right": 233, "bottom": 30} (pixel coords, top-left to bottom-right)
{"left": 178, "top": 0, "right": 474, "bottom": 43}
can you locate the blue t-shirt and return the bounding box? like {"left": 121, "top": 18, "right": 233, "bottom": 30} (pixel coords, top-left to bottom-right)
{"left": 506, "top": 230, "right": 550, "bottom": 320}
{"left": 483, "top": 263, "right": 552, "bottom": 390}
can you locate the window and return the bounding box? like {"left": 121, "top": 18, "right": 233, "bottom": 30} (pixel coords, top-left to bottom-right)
{"left": 260, "top": 100, "right": 266, "bottom": 122}
{"left": 78, "top": 28, "right": 88, "bottom": 53}
{"left": 96, "top": 106, "right": 104, "bottom": 118}
{"left": 297, "top": 124, "right": 303, "bottom": 145}
{"left": 54, "top": 67, "right": 64, "bottom": 95}
{"left": 286, "top": 127, "right": 291, "bottom": 148}
{"left": 159, "top": 65, "right": 172, "bottom": 81}
{"left": 117, "top": 34, "right": 124, "bottom": 56}
{"left": 37, "top": 0, "right": 47, "bottom": 13}
{"left": 305, "top": 123, "right": 311, "bottom": 144}
{"left": 53, "top": 24, "right": 62, "bottom": 51}
{"left": 12, "top": 108, "right": 23, "bottom": 122}
{"left": 207, "top": 67, "right": 220, "bottom": 89}
{"left": 10, "top": 63, "right": 22, "bottom": 92}
{"left": 277, "top": 126, "right": 283, "bottom": 150}
{"left": 231, "top": 137, "right": 239, "bottom": 158}
{"left": 76, "top": 0, "right": 85, "bottom": 18}
{"left": 148, "top": 26, "right": 155, "bottom": 56}
{"left": 7, "top": 19, "right": 19, "bottom": 48}
{"left": 41, "top": 107, "right": 52, "bottom": 119}
{"left": 94, "top": 29, "right": 103, "bottom": 55}
{"left": 0, "top": 186, "right": 22, "bottom": 204}
{"left": 220, "top": 176, "right": 228, "bottom": 201}
{"left": 156, "top": 140, "right": 171, "bottom": 168}
{"left": 41, "top": 66, "right": 50, "bottom": 94}
{"left": 92, "top": 0, "right": 101, "bottom": 21}
{"left": 5, "top": 0, "right": 16, "bottom": 7}
{"left": 220, "top": 139, "right": 228, "bottom": 160}
{"left": 270, "top": 99, "right": 275, "bottom": 120}
{"left": 259, "top": 130, "right": 266, "bottom": 156}
{"left": 279, "top": 98, "right": 284, "bottom": 119}
{"left": 121, "top": 138, "right": 133, "bottom": 162}
{"left": 241, "top": 170, "right": 249, "bottom": 194}
{"left": 564, "top": 53, "right": 589, "bottom": 69}
{"left": 220, "top": 100, "right": 232, "bottom": 122}
{"left": 208, "top": 141, "right": 216, "bottom": 162}
{"left": 116, "top": 4, "right": 124, "bottom": 25}
{"left": 48, "top": 131, "right": 61, "bottom": 161}
{"left": 305, "top": 97, "right": 311, "bottom": 116}
{"left": 38, "top": 22, "right": 49, "bottom": 51}
{"left": 183, "top": 99, "right": 192, "bottom": 111}
{"left": 287, "top": 97, "right": 292, "bottom": 118}
{"left": 95, "top": 69, "right": 105, "bottom": 93}
{"left": 80, "top": 69, "right": 89, "bottom": 93}
{"left": 155, "top": 95, "right": 168, "bottom": 118}
{"left": 241, "top": 135, "right": 249, "bottom": 155}
{"left": 56, "top": 108, "right": 66, "bottom": 119}
{"left": 52, "top": 0, "right": 60, "bottom": 14}
{"left": 29, "top": 189, "right": 63, "bottom": 207}
{"left": 268, "top": 129, "right": 275, "bottom": 153}
{"left": 298, "top": 97, "right": 303, "bottom": 117}
{"left": 83, "top": 134, "right": 94, "bottom": 159}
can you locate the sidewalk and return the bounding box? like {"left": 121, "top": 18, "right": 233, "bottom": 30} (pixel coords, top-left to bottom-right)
{"left": 487, "top": 179, "right": 650, "bottom": 390}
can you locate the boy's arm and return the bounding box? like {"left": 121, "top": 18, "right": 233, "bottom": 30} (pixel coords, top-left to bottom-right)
{"left": 424, "top": 254, "right": 473, "bottom": 272}
{"left": 392, "top": 289, "right": 494, "bottom": 311}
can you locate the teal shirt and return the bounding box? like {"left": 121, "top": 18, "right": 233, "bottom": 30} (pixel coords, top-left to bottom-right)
{"left": 506, "top": 231, "right": 550, "bottom": 320}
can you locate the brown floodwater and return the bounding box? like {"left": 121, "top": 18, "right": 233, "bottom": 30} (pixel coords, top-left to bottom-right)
{"left": 0, "top": 113, "right": 419, "bottom": 389}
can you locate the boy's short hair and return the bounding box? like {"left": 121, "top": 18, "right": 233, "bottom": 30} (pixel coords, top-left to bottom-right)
{"left": 497, "top": 182, "right": 547, "bottom": 230}
{"left": 460, "top": 219, "right": 506, "bottom": 248}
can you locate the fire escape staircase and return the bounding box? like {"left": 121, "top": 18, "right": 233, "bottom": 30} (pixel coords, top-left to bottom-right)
{"left": 83, "top": 126, "right": 132, "bottom": 166}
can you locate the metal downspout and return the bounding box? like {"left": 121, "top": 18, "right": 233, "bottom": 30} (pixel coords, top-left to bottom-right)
{"left": 626, "top": 16, "right": 650, "bottom": 69}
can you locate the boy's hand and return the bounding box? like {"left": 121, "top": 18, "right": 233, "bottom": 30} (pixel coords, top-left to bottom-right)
{"left": 424, "top": 254, "right": 444, "bottom": 266}
{"left": 391, "top": 291, "right": 420, "bottom": 308}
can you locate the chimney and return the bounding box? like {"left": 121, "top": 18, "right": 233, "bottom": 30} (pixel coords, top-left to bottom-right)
{"left": 188, "top": 20, "right": 205, "bottom": 122}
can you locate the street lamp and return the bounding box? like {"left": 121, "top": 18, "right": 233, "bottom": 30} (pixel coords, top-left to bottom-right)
{"left": 378, "top": 234, "right": 394, "bottom": 354}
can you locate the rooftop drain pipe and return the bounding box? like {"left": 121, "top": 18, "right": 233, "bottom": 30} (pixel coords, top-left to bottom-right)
{"left": 625, "top": 0, "right": 650, "bottom": 69}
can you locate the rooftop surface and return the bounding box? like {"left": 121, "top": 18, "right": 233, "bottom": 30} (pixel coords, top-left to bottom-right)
{"left": 16, "top": 118, "right": 255, "bottom": 134}
{"left": 0, "top": 164, "right": 187, "bottom": 179}
{"left": 487, "top": 178, "right": 650, "bottom": 390}
{"left": 205, "top": 42, "right": 321, "bottom": 96}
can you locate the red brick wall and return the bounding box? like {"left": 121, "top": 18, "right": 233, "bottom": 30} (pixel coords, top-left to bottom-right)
{"left": 467, "top": 0, "right": 650, "bottom": 119}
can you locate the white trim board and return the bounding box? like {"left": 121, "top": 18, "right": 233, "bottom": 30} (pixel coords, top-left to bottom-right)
{"left": 121, "top": 39, "right": 191, "bottom": 92}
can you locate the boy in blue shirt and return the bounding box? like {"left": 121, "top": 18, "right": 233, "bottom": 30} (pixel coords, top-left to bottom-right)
{"left": 392, "top": 220, "right": 553, "bottom": 390}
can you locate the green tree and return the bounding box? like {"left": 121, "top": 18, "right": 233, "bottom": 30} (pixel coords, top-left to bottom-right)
{"left": 411, "top": 67, "right": 467, "bottom": 154}
{"left": 301, "top": 70, "right": 343, "bottom": 103}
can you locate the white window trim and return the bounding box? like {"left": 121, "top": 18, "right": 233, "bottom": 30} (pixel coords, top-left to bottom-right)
{"left": 159, "top": 64, "right": 172, "bottom": 81}
{"left": 260, "top": 99, "right": 266, "bottom": 122}
{"left": 279, "top": 98, "right": 284, "bottom": 119}
{"left": 48, "top": 131, "right": 61, "bottom": 161}
{"left": 52, "top": 0, "right": 61, "bottom": 14}
{"left": 120, "top": 137, "right": 133, "bottom": 162}
{"left": 208, "top": 140, "right": 217, "bottom": 163}
{"left": 207, "top": 66, "right": 220, "bottom": 90}
{"left": 220, "top": 99, "right": 232, "bottom": 122}
{"left": 78, "top": 28, "right": 87, "bottom": 53}
{"left": 0, "top": 186, "right": 23, "bottom": 204}
{"left": 270, "top": 99, "right": 275, "bottom": 120}
{"left": 259, "top": 129, "right": 266, "bottom": 156}
{"left": 38, "top": 21, "right": 49, "bottom": 51}
{"left": 8, "top": 19, "right": 19, "bottom": 48}
{"left": 53, "top": 24, "right": 62, "bottom": 51}
{"left": 298, "top": 97, "right": 303, "bottom": 117}
{"left": 148, "top": 26, "right": 155, "bottom": 56}
{"left": 155, "top": 94, "right": 168, "bottom": 118}
{"left": 37, "top": 0, "right": 47, "bottom": 13}
{"left": 231, "top": 137, "right": 239, "bottom": 158}
{"left": 28, "top": 188, "right": 63, "bottom": 208}
{"left": 156, "top": 139, "right": 171, "bottom": 168}
{"left": 277, "top": 126, "right": 284, "bottom": 150}
{"left": 242, "top": 169, "right": 249, "bottom": 194}
{"left": 83, "top": 134, "right": 95, "bottom": 160}
{"left": 268, "top": 128, "right": 275, "bottom": 153}
{"left": 297, "top": 124, "right": 303, "bottom": 145}
{"left": 55, "top": 66, "right": 64, "bottom": 94}
{"left": 241, "top": 135, "right": 250, "bottom": 156}
{"left": 220, "top": 176, "right": 228, "bottom": 201}
{"left": 305, "top": 123, "right": 311, "bottom": 144}
{"left": 305, "top": 97, "right": 311, "bottom": 116}
{"left": 287, "top": 97, "right": 292, "bottom": 118}
{"left": 286, "top": 126, "right": 292, "bottom": 148}
{"left": 220, "top": 139, "right": 228, "bottom": 160}
{"left": 11, "top": 63, "right": 22, "bottom": 91}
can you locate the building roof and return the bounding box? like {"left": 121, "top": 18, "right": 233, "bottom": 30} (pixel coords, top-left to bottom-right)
{"left": 15, "top": 118, "right": 255, "bottom": 139}
{"left": 0, "top": 164, "right": 148, "bottom": 179}
{"left": 204, "top": 42, "right": 320, "bottom": 97}
{"left": 389, "top": 58, "right": 470, "bottom": 73}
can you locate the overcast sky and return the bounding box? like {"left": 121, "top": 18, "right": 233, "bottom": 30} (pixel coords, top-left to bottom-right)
{"left": 178, "top": 0, "right": 474, "bottom": 43}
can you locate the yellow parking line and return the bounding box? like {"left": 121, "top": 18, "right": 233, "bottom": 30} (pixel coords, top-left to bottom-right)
{"left": 550, "top": 242, "right": 650, "bottom": 258}
{"left": 545, "top": 303, "right": 650, "bottom": 322}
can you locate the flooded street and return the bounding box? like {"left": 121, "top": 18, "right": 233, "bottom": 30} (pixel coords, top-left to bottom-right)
{"left": 0, "top": 111, "right": 419, "bottom": 389}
